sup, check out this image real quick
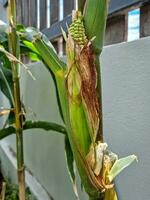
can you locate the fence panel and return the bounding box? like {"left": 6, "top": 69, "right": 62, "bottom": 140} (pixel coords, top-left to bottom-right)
{"left": 16, "top": 0, "right": 22, "bottom": 24}
{"left": 39, "top": 0, "right": 47, "bottom": 29}
{"left": 64, "top": 0, "right": 74, "bottom": 17}
{"left": 140, "top": 2, "right": 150, "bottom": 37}
{"left": 109, "top": 0, "right": 148, "bottom": 14}
{"left": 29, "top": 0, "right": 37, "bottom": 27}
{"left": 3, "top": 0, "right": 150, "bottom": 50}
{"left": 21, "top": 0, "right": 29, "bottom": 26}
{"left": 105, "top": 15, "right": 128, "bottom": 45}
{"left": 50, "top": 0, "right": 59, "bottom": 25}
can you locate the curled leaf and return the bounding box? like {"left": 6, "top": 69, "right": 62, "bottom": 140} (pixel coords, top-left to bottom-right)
{"left": 65, "top": 136, "right": 79, "bottom": 199}
{"left": 108, "top": 155, "right": 137, "bottom": 182}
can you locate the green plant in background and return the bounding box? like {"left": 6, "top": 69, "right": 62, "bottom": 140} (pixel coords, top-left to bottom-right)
{"left": 0, "top": 181, "right": 34, "bottom": 200}
{"left": 0, "top": 0, "right": 137, "bottom": 200}
{"left": 0, "top": 1, "right": 66, "bottom": 200}
{"left": 7, "top": 1, "right": 26, "bottom": 199}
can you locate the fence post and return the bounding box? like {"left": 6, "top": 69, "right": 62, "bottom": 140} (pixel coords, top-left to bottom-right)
{"left": 64, "top": 0, "right": 74, "bottom": 17}
{"left": 21, "top": 0, "right": 29, "bottom": 26}
{"left": 50, "top": 0, "right": 59, "bottom": 25}
{"left": 39, "top": 0, "right": 47, "bottom": 30}
{"left": 105, "top": 14, "right": 128, "bottom": 45}
{"left": 29, "top": 0, "right": 37, "bottom": 27}
{"left": 16, "top": 0, "right": 22, "bottom": 23}
{"left": 140, "top": 3, "right": 150, "bottom": 38}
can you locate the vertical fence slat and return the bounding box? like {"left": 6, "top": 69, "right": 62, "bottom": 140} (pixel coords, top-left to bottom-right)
{"left": 40, "top": 0, "right": 47, "bottom": 30}
{"left": 28, "top": 0, "right": 37, "bottom": 27}
{"left": 21, "top": 0, "right": 29, "bottom": 26}
{"left": 64, "top": 0, "right": 74, "bottom": 17}
{"left": 140, "top": 3, "right": 150, "bottom": 38}
{"left": 105, "top": 15, "right": 128, "bottom": 45}
{"left": 16, "top": 0, "right": 22, "bottom": 24}
{"left": 50, "top": 0, "right": 59, "bottom": 25}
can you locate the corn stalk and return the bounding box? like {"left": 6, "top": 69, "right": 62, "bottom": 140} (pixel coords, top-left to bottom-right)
{"left": 19, "top": 0, "right": 136, "bottom": 199}
{"left": 7, "top": 1, "right": 26, "bottom": 200}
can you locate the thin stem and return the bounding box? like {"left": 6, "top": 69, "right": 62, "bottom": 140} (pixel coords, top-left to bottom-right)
{"left": 8, "top": 0, "right": 26, "bottom": 200}
{"left": 1, "top": 182, "right": 6, "bottom": 200}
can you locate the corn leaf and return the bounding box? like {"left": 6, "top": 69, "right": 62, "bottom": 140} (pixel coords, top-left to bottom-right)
{"left": 22, "top": 40, "right": 40, "bottom": 55}
{"left": 0, "top": 32, "right": 8, "bottom": 43}
{"left": 83, "top": 0, "right": 108, "bottom": 54}
{"left": 0, "top": 120, "right": 66, "bottom": 140}
{"left": 108, "top": 155, "right": 137, "bottom": 182}
{"left": 65, "top": 136, "right": 79, "bottom": 199}
{"left": 32, "top": 35, "right": 69, "bottom": 123}
{"left": 33, "top": 35, "right": 66, "bottom": 74}
{"left": 19, "top": 26, "right": 57, "bottom": 55}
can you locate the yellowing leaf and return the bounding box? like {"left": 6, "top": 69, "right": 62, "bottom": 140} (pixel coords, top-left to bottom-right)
{"left": 108, "top": 155, "right": 137, "bottom": 182}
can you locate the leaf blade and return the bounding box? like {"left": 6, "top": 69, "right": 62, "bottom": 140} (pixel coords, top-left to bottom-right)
{"left": 0, "top": 121, "right": 66, "bottom": 140}
{"left": 108, "top": 155, "right": 137, "bottom": 182}
{"left": 65, "top": 136, "right": 79, "bottom": 199}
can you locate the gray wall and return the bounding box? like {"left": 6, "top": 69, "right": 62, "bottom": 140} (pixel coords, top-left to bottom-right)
{"left": 1, "top": 36, "right": 150, "bottom": 200}
{"left": 0, "top": 3, "right": 7, "bottom": 23}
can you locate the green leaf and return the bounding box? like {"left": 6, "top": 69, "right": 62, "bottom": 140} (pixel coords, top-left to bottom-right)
{"left": 0, "top": 120, "right": 66, "bottom": 140}
{"left": 0, "top": 32, "right": 8, "bottom": 43}
{"left": 0, "top": 52, "right": 11, "bottom": 69}
{"left": 16, "top": 24, "right": 26, "bottom": 32}
{"left": 83, "top": 0, "right": 108, "bottom": 54}
{"left": 19, "top": 26, "right": 57, "bottom": 54}
{"left": 33, "top": 35, "right": 66, "bottom": 74}
{"left": 28, "top": 52, "right": 40, "bottom": 61}
{"left": 108, "top": 155, "right": 137, "bottom": 182}
{"left": 23, "top": 40, "right": 40, "bottom": 55}
{"left": 23, "top": 121, "right": 66, "bottom": 134}
{"left": 65, "top": 136, "right": 79, "bottom": 199}
{"left": 22, "top": 27, "right": 40, "bottom": 42}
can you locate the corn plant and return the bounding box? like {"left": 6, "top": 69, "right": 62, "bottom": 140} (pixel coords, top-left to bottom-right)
{"left": 20, "top": 0, "right": 136, "bottom": 199}
{"left": 0, "top": 1, "right": 65, "bottom": 200}
{"left": 0, "top": 0, "right": 137, "bottom": 200}
{"left": 7, "top": 1, "right": 26, "bottom": 199}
